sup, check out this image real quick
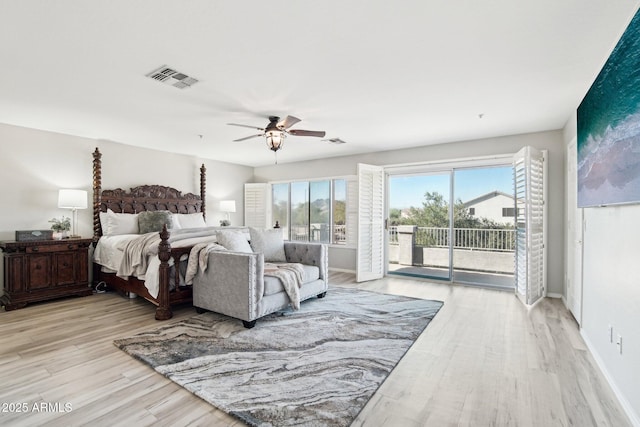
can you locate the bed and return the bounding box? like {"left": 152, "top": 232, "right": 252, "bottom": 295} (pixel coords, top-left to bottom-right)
{"left": 91, "top": 147, "right": 211, "bottom": 320}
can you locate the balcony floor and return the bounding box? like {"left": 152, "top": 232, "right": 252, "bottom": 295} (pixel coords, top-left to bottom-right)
{"left": 388, "top": 264, "right": 514, "bottom": 290}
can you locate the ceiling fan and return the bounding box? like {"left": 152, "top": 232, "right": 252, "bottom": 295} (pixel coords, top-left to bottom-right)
{"left": 227, "top": 115, "right": 326, "bottom": 152}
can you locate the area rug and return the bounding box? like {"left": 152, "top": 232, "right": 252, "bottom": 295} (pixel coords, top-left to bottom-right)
{"left": 114, "top": 287, "right": 443, "bottom": 426}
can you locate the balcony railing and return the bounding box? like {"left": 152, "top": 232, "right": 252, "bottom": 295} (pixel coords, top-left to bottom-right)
{"left": 290, "top": 224, "right": 348, "bottom": 245}
{"left": 389, "top": 226, "right": 515, "bottom": 252}
{"left": 287, "top": 225, "right": 514, "bottom": 252}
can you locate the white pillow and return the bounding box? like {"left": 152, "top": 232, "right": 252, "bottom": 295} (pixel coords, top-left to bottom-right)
{"left": 99, "top": 211, "right": 108, "bottom": 232}
{"left": 249, "top": 227, "right": 287, "bottom": 262}
{"left": 174, "top": 213, "right": 207, "bottom": 229}
{"left": 105, "top": 209, "right": 139, "bottom": 236}
{"left": 216, "top": 230, "right": 252, "bottom": 253}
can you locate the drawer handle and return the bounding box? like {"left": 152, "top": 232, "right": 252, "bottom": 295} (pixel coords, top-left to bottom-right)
{"left": 68, "top": 244, "right": 76, "bottom": 250}
{"left": 32, "top": 247, "right": 39, "bottom": 252}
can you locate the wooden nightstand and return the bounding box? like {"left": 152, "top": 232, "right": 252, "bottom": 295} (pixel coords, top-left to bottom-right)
{"left": 0, "top": 238, "right": 93, "bottom": 310}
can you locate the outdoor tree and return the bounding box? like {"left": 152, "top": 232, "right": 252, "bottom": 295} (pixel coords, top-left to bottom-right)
{"left": 333, "top": 200, "right": 346, "bottom": 225}
{"left": 389, "top": 208, "right": 403, "bottom": 225}
{"left": 397, "top": 191, "right": 514, "bottom": 249}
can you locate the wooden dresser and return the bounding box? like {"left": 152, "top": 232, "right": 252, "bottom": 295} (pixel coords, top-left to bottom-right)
{"left": 0, "top": 238, "right": 93, "bottom": 310}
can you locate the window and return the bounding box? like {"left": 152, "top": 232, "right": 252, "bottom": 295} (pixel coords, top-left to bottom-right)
{"left": 333, "top": 180, "right": 346, "bottom": 245}
{"left": 310, "top": 181, "right": 330, "bottom": 242}
{"left": 271, "top": 179, "right": 349, "bottom": 245}
{"left": 272, "top": 183, "right": 289, "bottom": 239}
{"left": 502, "top": 207, "right": 515, "bottom": 217}
{"left": 469, "top": 207, "right": 475, "bottom": 215}
{"left": 291, "top": 182, "right": 309, "bottom": 241}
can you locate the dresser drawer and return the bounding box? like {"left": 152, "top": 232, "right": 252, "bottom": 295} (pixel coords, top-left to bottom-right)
{"left": 26, "top": 242, "right": 83, "bottom": 253}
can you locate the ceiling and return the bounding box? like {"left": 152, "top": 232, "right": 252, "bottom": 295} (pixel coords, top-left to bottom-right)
{"left": 1, "top": 1, "right": 638, "bottom": 167}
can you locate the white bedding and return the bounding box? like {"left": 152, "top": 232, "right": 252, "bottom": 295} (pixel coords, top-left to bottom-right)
{"left": 93, "top": 226, "right": 249, "bottom": 298}
{"left": 93, "top": 234, "right": 139, "bottom": 273}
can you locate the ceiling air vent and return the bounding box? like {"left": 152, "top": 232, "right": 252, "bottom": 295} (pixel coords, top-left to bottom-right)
{"left": 146, "top": 65, "right": 199, "bottom": 89}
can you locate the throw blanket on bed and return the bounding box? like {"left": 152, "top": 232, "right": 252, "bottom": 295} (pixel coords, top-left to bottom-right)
{"left": 116, "top": 227, "right": 223, "bottom": 281}
{"left": 264, "top": 263, "right": 305, "bottom": 310}
{"left": 117, "top": 232, "right": 161, "bottom": 279}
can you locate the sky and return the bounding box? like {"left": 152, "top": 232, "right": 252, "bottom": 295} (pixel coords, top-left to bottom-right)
{"left": 389, "top": 166, "right": 513, "bottom": 209}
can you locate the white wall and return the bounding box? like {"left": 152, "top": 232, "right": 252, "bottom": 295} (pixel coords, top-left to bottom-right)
{"left": 564, "top": 115, "right": 640, "bottom": 424}
{"left": 0, "top": 123, "right": 253, "bottom": 291}
{"left": 254, "top": 130, "right": 566, "bottom": 295}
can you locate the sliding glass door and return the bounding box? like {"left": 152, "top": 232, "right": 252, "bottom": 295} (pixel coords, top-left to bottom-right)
{"left": 386, "top": 162, "right": 515, "bottom": 288}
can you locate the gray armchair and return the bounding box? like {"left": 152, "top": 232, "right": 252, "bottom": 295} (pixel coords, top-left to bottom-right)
{"left": 193, "top": 241, "right": 328, "bottom": 328}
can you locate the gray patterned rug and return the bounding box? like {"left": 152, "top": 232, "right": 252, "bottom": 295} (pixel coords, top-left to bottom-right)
{"left": 114, "top": 287, "right": 443, "bottom": 426}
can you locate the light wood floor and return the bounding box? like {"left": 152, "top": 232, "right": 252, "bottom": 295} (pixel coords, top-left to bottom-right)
{"left": 0, "top": 272, "right": 631, "bottom": 427}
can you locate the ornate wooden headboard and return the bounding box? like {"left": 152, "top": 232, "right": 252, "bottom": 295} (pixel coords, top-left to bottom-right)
{"left": 92, "top": 147, "right": 207, "bottom": 242}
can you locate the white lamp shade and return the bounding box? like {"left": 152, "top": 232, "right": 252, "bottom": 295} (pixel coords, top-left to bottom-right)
{"left": 219, "top": 200, "right": 236, "bottom": 213}
{"left": 58, "top": 189, "right": 88, "bottom": 209}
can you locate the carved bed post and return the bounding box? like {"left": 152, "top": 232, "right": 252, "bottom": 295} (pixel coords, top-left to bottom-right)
{"left": 92, "top": 147, "right": 102, "bottom": 246}
{"left": 155, "top": 224, "right": 172, "bottom": 320}
{"left": 200, "top": 163, "right": 206, "bottom": 220}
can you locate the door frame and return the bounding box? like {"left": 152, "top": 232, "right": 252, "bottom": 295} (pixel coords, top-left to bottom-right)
{"left": 384, "top": 154, "right": 516, "bottom": 282}
{"left": 566, "top": 138, "right": 584, "bottom": 324}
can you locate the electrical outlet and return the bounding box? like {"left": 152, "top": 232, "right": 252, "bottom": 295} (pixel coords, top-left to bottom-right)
{"left": 616, "top": 334, "right": 623, "bottom": 354}
{"left": 608, "top": 325, "right": 613, "bottom": 343}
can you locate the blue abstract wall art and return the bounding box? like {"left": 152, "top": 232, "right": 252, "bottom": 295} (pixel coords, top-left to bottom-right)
{"left": 577, "top": 9, "right": 640, "bottom": 207}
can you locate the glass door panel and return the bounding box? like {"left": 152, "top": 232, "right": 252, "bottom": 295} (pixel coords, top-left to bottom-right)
{"left": 452, "top": 166, "right": 515, "bottom": 288}
{"left": 387, "top": 172, "right": 452, "bottom": 280}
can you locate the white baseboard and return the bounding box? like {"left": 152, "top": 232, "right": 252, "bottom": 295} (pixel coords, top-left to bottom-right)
{"left": 581, "top": 331, "right": 640, "bottom": 427}
{"left": 546, "top": 292, "right": 563, "bottom": 299}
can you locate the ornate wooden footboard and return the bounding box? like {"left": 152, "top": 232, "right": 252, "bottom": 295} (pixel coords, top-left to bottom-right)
{"left": 92, "top": 147, "right": 207, "bottom": 320}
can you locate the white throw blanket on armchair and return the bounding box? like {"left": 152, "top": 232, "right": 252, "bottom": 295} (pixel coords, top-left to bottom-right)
{"left": 264, "top": 262, "right": 305, "bottom": 310}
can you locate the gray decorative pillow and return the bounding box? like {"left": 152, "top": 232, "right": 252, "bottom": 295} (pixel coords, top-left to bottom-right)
{"left": 138, "top": 210, "right": 173, "bottom": 234}
{"left": 216, "top": 230, "right": 253, "bottom": 253}
{"left": 249, "top": 227, "right": 287, "bottom": 262}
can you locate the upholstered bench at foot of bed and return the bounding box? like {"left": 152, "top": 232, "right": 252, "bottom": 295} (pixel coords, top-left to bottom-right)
{"left": 192, "top": 241, "right": 328, "bottom": 328}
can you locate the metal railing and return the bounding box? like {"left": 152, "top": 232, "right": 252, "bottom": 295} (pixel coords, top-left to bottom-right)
{"left": 288, "top": 225, "right": 514, "bottom": 251}
{"left": 389, "top": 226, "right": 515, "bottom": 252}
{"left": 290, "top": 224, "right": 348, "bottom": 245}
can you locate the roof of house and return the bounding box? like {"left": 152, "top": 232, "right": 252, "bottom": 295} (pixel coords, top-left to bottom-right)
{"left": 463, "top": 191, "right": 514, "bottom": 207}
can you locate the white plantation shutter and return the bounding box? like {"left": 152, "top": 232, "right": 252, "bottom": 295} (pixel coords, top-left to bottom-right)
{"left": 356, "top": 164, "right": 385, "bottom": 282}
{"left": 345, "top": 177, "right": 358, "bottom": 247}
{"left": 244, "top": 183, "right": 269, "bottom": 228}
{"left": 513, "top": 147, "right": 546, "bottom": 305}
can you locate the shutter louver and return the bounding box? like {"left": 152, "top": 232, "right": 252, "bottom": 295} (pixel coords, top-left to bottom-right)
{"left": 356, "top": 164, "right": 385, "bottom": 282}
{"left": 345, "top": 177, "right": 358, "bottom": 247}
{"left": 513, "top": 147, "right": 546, "bottom": 305}
{"left": 244, "top": 183, "right": 269, "bottom": 228}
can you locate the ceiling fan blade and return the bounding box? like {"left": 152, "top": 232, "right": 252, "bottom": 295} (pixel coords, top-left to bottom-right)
{"left": 233, "top": 134, "right": 263, "bottom": 142}
{"left": 288, "top": 129, "right": 326, "bottom": 138}
{"left": 277, "top": 115, "right": 301, "bottom": 130}
{"left": 228, "top": 123, "right": 265, "bottom": 131}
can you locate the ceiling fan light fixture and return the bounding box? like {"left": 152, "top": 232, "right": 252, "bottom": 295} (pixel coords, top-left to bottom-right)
{"left": 265, "top": 130, "right": 285, "bottom": 152}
